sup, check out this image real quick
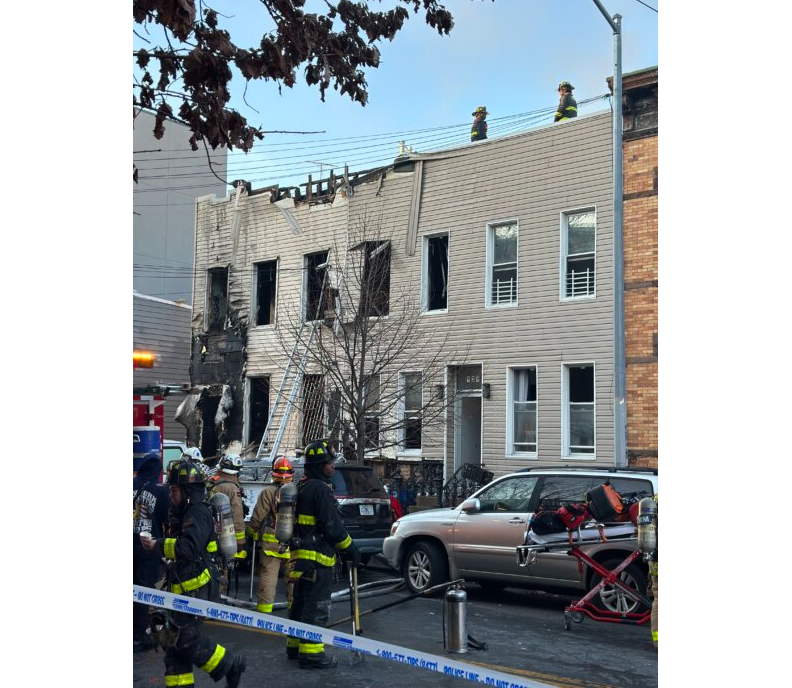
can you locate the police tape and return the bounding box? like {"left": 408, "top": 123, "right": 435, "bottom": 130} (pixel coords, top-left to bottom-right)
{"left": 134, "top": 585, "right": 554, "bottom": 688}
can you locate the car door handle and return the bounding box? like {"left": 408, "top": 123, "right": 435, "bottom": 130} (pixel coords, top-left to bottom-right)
{"left": 509, "top": 518, "right": 525, "bottom": 524}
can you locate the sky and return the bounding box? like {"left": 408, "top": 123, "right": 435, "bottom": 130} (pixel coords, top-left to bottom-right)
{"left": 133, "top": 0, "right": 659, "bottom": 194}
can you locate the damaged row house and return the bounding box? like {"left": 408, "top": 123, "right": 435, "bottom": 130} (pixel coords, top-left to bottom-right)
{"left": 186, "top": 110, "right": 618, "bottom": 485}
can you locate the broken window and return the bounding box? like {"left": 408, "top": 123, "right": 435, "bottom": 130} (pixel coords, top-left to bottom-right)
{"left": 207, "top": 267, "right": 229, "bottom": 331}
{"left": 361, "top": 241, "right": 390, "bottom": 317}
{"left": 247, "top": 376, "right": 270, "bottom": 446}
{"left": 254, "top": 260, "right": 277, "bottom": 326}
{"left": 424, "top": 235, "right": 448, "bottom": 312}
{"left": 565, "top": 364, "right": 595, "bottom": 456}
{"left": 400, "top": 372, "right": 422, "bottom": 452}
{"left": 301, "top": 374, "right": 325, "bottom": 446}
{"left": 362, "top": 373, "right": 381, "bottom": 451}
{"left": 487, "top": 223, "right": 518, "bottom": 307}
{"left": 562, "top": 210, "right": 596, "bottom": 299}
{"left": 304, "top": 251, "right": 330, "bottom": 322}
{"left": 200, "top": 395, "right": 221, "bottom": 459}
{"left": 509, "top": 368, "right": 537, "bottom": 454}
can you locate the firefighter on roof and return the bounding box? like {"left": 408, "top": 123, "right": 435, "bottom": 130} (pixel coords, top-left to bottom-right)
{"left": 286, "top": 440, "right": 360, "bottom": 669}
{"left": 555, "top": 81, "right": 578, "bottom": 122}
{"left": 471, "top": 106, "right": 489, "bottom": 142}
{"left": 140, "top": 458, "right": 247, "bottom": 687}
{"left": 248, "top": 456, "right": 296, "bottom": 613}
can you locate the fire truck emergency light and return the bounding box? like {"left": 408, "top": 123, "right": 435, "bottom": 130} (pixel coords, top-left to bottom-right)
{"left": 133, "top": 350, "right": 157, "bottom": 369}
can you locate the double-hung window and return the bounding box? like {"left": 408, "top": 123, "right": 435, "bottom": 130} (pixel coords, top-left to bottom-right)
{"left": 564, "top": 363, "right": 595, "bottom": 457}
{"left": 486, "top": 222, "right": 518, "bottom": 307}
{"left": 508, "top": 367, "right": 537, "bottom": 455}
{"left": 362, "top": 374, "right": 381, "bottom": 452}
{"left": 562, "top": 209, "right": 596, "bottom": 299}
{"left": 399, "top": 372, "right": 422, "bottom": 453}
{"left": 253, "top": 260, "right": 277, "bottom": 326}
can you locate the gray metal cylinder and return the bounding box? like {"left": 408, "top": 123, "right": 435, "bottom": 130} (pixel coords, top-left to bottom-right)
{"left": 444, "top": 586, "right": 468, "bottom": 654}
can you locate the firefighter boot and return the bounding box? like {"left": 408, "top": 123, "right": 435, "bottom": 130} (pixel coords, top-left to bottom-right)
{"left": 225, "top": 653, "right": 247, "bottom": 688}
{"left": 299, "top": 653, "right": 338, "bottom": 670}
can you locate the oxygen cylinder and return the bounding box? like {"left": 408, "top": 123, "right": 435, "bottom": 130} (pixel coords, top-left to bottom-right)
{"left": 274, "top": 481, "right": 298, "bottom": 544}
{"left": 443, "top": 586, "right": 468, "bottom": 654}
{"left": 209, "top": 491, "right": 237, "bottom": 562}
{"left": 637, "top": 496, "right": 658, "bottom": 556}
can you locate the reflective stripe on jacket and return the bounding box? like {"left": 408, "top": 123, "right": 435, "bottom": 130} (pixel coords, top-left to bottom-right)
{"left": 247, "top": 484, "right": 290, "bottom": 558}
{"left": 161, "top": 501, "right": 218, "bottom": 594}
{"left": 291, "top": 477, "right": 352, "bottom": 568}
{"left": 554, "top": 93, "right": 578, "bottom": 122}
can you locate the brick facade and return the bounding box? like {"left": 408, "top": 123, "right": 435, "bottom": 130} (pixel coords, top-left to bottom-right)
{"left": 617, "top": 67, "right": 658, "bottom": 469}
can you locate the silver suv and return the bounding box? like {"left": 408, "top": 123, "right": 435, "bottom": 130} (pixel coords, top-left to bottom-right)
{"left": 383, "top": 466, "right": 657, "bottom": 613}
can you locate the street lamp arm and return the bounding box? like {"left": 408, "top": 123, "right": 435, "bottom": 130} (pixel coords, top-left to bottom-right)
{"left": 591, "top": 0, "right": 621, "bottom": 33}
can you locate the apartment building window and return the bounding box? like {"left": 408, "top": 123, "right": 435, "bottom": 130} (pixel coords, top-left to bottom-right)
{"left": 486, "top": 222, "right": 518, "bottom": 307}
{"left": 362, "top": 374, "right": 381, "bottom": 451}
{"left": 564, "top": 364, "right": 595, "bottom": 456}
{"left": 247, "top": 376, "right": 270, "bottom": 446}
{"left": 400, "top": 372, "right": 422, "bottom": 452}
{"left": 562, "top": 209, "right": 596, "bottom": 299}
{"left": 361, "top": 241, "right": 391, "bottom": 316}
{"left": 253, "top": 260, "right": 277, "bottom": 326}
{"left": 207, "top": 267, "right": 228, "bottom": 331}
{"left": 304, "top": 251, "right": 330, "bottom": 322}
{"left": 508, "top": 367, "right": 537, "bottom": 455}
{"left": 301, "top": 374, "right": 325, "bottom": 447}
{"left": 423, "top": 234, "right": 448, "bottom": 312}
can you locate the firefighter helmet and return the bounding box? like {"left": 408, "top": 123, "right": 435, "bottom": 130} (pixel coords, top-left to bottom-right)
{"left": 303, "top": 440, "right": 336, "bottom": 466}
{"left": 182, "top": 447, "right": 203, "bottom": 462}
{"left": 167, "top": 458, "right": 205, "bottom": 486}
{"left": 558, "top": 81, "right": 575, "bottom": 91}
{"left": 272, "top": 456, "right": 294, "bottom": 483}
{"left": 219, "top": 453, "right": 243, "bottom": 475}
{"left": 471, "top": 106, "right": 489, "bottom": 117}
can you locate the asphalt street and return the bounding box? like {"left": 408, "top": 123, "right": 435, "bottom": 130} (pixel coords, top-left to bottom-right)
{"left": 133, "top": 558, "right": 657, "bottom": 688}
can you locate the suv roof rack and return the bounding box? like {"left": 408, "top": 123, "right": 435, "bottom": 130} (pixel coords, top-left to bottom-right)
{"left": 516, "top": 465, "right": 658, "bottom": 476}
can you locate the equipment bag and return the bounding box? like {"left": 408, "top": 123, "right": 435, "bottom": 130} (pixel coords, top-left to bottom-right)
{"left": 530, "top": 510, "right": 567, "bottom": 535}
{"left": 586, "top": 483, "right": 624, "bottom": 522}
{"left": 558, "top": 502, "right": 589, "bottom": 530}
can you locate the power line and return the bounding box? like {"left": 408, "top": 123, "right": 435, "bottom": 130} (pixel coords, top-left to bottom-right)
{"left": 630, "top": 0, "right": 658, "bottom": 12}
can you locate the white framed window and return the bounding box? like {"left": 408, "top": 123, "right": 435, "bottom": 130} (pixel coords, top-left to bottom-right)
{"left": 398, "top": 372, "right": 422, "bottom": 454}
{"left": 361, "top": 373, "right": 381, "bottom": 453}
{"left": 252, "top": 259, "right": 278, "bottom": 326}
{"left": 563, "top": 363, "right": 596, "bottom": 459}
{"left": 561, "top": 208, "right": 596, "bottom": 300}
{"left": 421, "top": 234, "right": 449, "bottom": 313}
{"left": 486, "top": 221, "right": 518, "bottom": 308}
{"left": 506, "top": 367, "right": 537, "bottom": 457}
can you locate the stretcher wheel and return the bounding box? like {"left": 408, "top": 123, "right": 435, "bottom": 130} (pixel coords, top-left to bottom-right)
{"left": 571, "top": 611, "right": 584, "bottom": 624}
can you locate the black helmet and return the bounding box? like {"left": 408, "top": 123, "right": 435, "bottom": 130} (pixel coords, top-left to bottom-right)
{"left": 558, "top": 81, "right": 574, "bottom": 91}
{"left": 304, "top": 439, "right": 336, "bottom": 467}
{"left": 166, "top": 458, "right": 205, "bottom": 486}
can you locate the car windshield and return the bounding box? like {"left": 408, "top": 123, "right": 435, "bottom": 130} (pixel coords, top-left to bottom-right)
{"left": 332, "top": 468, "right": 386, "bottom": 497}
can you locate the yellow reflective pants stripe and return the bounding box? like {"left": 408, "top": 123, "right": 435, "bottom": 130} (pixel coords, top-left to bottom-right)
{"left": 163, "top": 538, "right": 176, "bottom": 560}
{"left": 256, "top": 603, "right": 273, "bottom": 613}
{"left": 200, "top": 644, "right": 226, "bottom": 673}
{"left": 286, "top": 638, "right": 300, "bottom": 649}
{"left": 299, "top": 642, "right": 324, "bottom": 654}
{"left": 165, "top": 674, "right": 194, "bottom": 686}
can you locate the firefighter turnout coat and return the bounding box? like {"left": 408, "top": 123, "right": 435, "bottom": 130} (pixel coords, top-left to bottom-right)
{"left": 208, "top": 474, "right": 246, "bottom": 555}
{"left": 292, "top": 476, "right": 353, "bottom": 569}
{"left": 247, "top": 484, "right": 290, "bottom": 560}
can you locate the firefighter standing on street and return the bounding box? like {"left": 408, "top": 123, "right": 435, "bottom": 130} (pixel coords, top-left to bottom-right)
{"left": 471, "top": 106, "right": 489, "bottom": 142}
{"left": 208, "top": 454, "right": 248, "bottom": 595}
{"left": 554, "top": 81, "right": 578, "bottom": 122}
{"left": 133, "top": 451, "right": 170, "bottom": 652}
{"left": 286, "top": 440, "right": 360, "bottom": 669}
{"left": 140, "top": 458, "right": 247, "bottom": 687}
{"left": 248, "top": 456, "right": 296, "bottom": 613}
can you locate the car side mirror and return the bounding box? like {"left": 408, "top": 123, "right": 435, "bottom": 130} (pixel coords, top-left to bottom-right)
{"left": 461, "top": 498, "right": 481, "bottom": 513}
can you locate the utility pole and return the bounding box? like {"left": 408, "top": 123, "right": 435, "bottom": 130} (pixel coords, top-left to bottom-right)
{"left": 591, "top": 1, "right": 626, "bottom": 468}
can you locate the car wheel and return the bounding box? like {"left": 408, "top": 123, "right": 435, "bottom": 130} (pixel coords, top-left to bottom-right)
{"left": 589, "top": 557, "right": 649, "bottom": 615}
{"left": 403, "top": 541, "right": 448, "bottom": 594}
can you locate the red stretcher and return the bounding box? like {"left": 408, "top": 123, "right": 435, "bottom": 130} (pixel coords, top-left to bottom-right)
{"left": 516, "top": 523, "right": 651, "bottom": 631}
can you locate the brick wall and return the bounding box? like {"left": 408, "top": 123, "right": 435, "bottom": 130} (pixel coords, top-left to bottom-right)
{"left": 624, "top": 133, "right": 658, "bottom": 469}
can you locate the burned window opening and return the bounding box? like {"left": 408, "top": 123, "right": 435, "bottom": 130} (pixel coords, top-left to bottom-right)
{"left": 207, "top": 268, "right": 229, "bottom": 332}
{"left": 361, "top": 241, "right": 391, "bottom": 317}
{"left": 305, "top": 251, "right": 330, "bottom": 322}
{"left": 255, "top": 261, "right": 277, "bottom": 326}
{"left": 200, "top": 395, "right": 221, "bottom": 459}
{"left": 248, "top": 377, "right": 270, "bottom": 446}
{"left": 427, "top": 235, "right": 448, "bottom": 311}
